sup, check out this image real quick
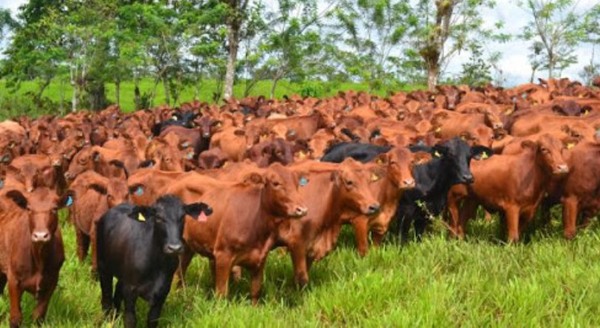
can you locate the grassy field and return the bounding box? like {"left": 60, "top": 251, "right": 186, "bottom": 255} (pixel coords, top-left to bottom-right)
{"left": 0, "top": 78, "right": 423, "bottom": 120}
{"left": 2, "top": 211, "right": 600, "bottom": 327}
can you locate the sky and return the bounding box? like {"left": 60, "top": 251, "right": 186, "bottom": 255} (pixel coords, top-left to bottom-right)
{"left": 0, "top": 0, "right": 597, "bottom": 87}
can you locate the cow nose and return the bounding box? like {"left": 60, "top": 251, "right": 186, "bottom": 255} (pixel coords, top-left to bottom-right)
{"left": 52, "top": 159, "right": 62, "bottom": 167}
{"left": 293, "top": 206, "right": 308, "bottom": 217}
{"left": 555, "top": 164, "right": 569, "bottom": 174}
{"left": 26, "top": 186, "right": 34, "bottom": 193}
{"left": 402, "top": 179, "right": 415, "bottom": 188}
{"left": 64, "top": 172, "right": 72, "bottom": 180}
{"left": 367, "top": 203, "right": 381, "bottom": 215}
{"left": 165, "top": 244, "right": 183, "bottom": 254}
{"left": 32, "top": 231, "right": 50, "bottom": 243}
{"left": 493, "top": 123, "right": 504, "bottom": 129}
{"left": 203, "top": 132, "right": 210, "bottom": 138}
{"left": 462, "top": 174, "right": 474, "bottom": 183}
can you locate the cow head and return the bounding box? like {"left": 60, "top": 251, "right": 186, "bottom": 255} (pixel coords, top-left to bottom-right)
{"left": 145, "top": 138, "right": 185, "bottom": 172}
{"left": 4, "top": 188, "right": 63, "bottom": 244}
{"left": 130, "top": 195, "right": 211, "bottom": 255}
{"left": 252, "top": 163, "right": 308, "bottom": 218}
{"left": 527, "top": 134, "right": 569, "bottom": 176}
{"left": 375, "top": 147, "right": 430, "bottom": 190}
{"left": 332, "top": 158, "right": 380, "bottom": 216}
{"left": 429, "top": 137, "right": 493, "bottom": 184}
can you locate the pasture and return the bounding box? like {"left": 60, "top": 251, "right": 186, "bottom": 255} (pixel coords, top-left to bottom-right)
{"left": 2, "top": 212, "right": 600, "bottom": 327}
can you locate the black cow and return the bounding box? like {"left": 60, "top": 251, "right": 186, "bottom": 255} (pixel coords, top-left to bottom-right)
{"left": 395, "top": 137, "right": 491, "bottom": 242}
{"left": 96, "top": 195, "right": 212, "bottom": 328}
{"left": 151, "top": 111, "right": 198, "bottom": 136}
{"left": 321, "top": 142, "right": 392, "bottom": 163}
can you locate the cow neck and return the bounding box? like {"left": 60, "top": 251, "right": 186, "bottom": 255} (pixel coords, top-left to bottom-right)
{"left": 530, "top": 147, "right": 554, "bottom": 194}
{"left": 31, "top": 240, "right": 52, "bottom": 274}
{"left": 419, "top": 157, "right": 450, "bottom": 197}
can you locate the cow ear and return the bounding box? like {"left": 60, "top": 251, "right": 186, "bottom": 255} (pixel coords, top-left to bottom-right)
{"left": 5, "top": 190, "right": 28, "bottom": 209}
{"left": 413, "top": 151, "right": 432, "bottom": 165}
{"left": 60, "top": 191, "right": 75, "bottom": 208}
{"left": 471, "top": 146, "right": 493, "bottom": 160}
{"left": 184, "top": 202, "right": 213, "bottom": 220}
{"left": 243, "top": 172, "right": 264, "bottom": 186}
{"left": 139, "top": 160, "right": 155, "bottom": 168}
{"left": 129, "top": 207, "right": 155, "bottom": 222}
{"left": 92, "top": 150, "right": 101, "bottom": 162}
{"left": 90, "top": 183, "right": 107, "bottom": 195}
{"left": 374, "top": 153, "right": 389, "bottom": 165}
{"left": 520, "top": 140, "right": 537, "bottom": 150}
{"left": 129, "top": 184, "right": 145, "bottom": 196}
{"left": 41, "top": 166, "right": 55, "bottom": 184}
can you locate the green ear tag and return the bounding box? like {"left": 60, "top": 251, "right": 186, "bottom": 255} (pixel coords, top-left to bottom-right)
{"left": 138, "top": 213, "right": 146, "bottom": 222}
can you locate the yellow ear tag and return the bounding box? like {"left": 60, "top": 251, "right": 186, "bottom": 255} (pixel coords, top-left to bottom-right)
{"left": 298, "top": 151, "right": 307, "bottom": 159}
{"left": 375, "top": 158, "right": 384, "bottom": 164}
{"left": 222, "top": 161, "right": 229, "bottom": 168}
{"left": 480, "top": 152, "right": 489, "bottom": 159}
{"left": 505, "top": 108, "right": 514, "bottom": 115}
{"left": 434, "top": 151, "right": 441, "bottom": 157}
{"left": 567, "top": 143, "right": 575, "bottom": 149}
{"left": 583, "top": 110, "right": 589, "bottom": 116}
{"left": 370, "top": 173, "right": 380, "bottom": 182}
{"left": 138, "top": 213, "right": 146, "bottom": 222}
{"left": 435, "top": 127, "right": 442, "bottom": 133}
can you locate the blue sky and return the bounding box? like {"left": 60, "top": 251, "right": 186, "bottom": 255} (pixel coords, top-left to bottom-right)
{"left": 1, "top": 0, "right": 597, "bottom": 86}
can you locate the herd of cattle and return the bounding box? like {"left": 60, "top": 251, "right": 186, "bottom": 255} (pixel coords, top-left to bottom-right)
{"left": 1, "top": 77, "right": 600, "bottom": 327}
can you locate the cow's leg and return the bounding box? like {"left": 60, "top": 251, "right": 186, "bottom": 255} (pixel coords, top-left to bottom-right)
{"left": 0, "top": 273, "right": 6, "bottom": 294}
{"left": 414, "top": 210, "right": 428, "bottom": 242}
{"left": 458, "top": 199, "right": 478, "bottom": 238}
{"left": 562, "top": 197, "right": 579, "bottom": 240}
{"left": 122, "top": 286, "right": 138, "bottom": 328}
{"left": 147, "top": 288, "right": 168, "bottom": 328}
{"left": 176, "top": 249, "right": 194, "bottom": 288}
{"left": 447, "top": 195, "right": 462, "bottom": 238}
{"left": 398, "top": 213, "right": 412, "bottom": 244}
{"left": 505, "top": 206, "right": 520, "bottom": 243}
{"left": 289, "top": 244, "right": 309, "bottom": 287}
{"left": 75, "top": 229, "right": 90, "bottom": 262}
{"left": 8, "top": 278, "right": 24, "bottom": 328}
{"left": 32, "top": 277, "right": 58, "bottom": 325}
{"left": 113, "top": 280, "right": 123, "bottom": 312}
{"left": 351, "top": 216, "right": 369, "bottom": 257}
{"left": 250, "top": 263, "right": 266, "bottom": 305}
{"left": 231, "top": 266, "right": 242, "bottom": 283}
{"left": 214, "top": 251, "right": 234, "bottom": 299}
{"left": 372, "top": 231, "right": 385, "bottom": 247}
{"left": 99, "top": 272, "right": 114, "bottom": 314}
{"left": 90, "top": 224, "right": 98, "bottom": 273}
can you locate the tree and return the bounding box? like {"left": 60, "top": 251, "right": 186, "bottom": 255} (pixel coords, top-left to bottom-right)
{"left": 331, "top": 0, "right": 410, "bottom": 92}
{"left": 405, "top": 0, "right": 496, "bottom": 91}
{"left": 459, "top": 43, "right": 492, "bottom": 87}
{"left": 222, "top": 0, "right": 251, "bottom": 100}
{"left": 520, "top": 0, "right": 590, "bottom": 79}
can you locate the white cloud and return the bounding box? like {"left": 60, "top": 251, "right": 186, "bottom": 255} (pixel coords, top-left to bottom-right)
{"left": 0, "top": 0, "right": 26, "bottom": 14}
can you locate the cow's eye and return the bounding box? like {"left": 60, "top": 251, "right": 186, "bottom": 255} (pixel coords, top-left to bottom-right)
{"left": 272, "top": 181, "right": 281, "bottom": 187}
{"left": 345, "top": 180, "right": 354, "bottom": 187}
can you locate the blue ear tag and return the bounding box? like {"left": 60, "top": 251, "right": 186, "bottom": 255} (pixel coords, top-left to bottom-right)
{"left": 0, "top": 179, "right": 4, "bottom": 189}
{"left": 66, "top": 195, "right": 74, "bottom": 207}
{"left": 299, "top": 176, "right": 308, "bottom": 187}
{"left": 135, "top": 186, "right": 144, "bottom": 196}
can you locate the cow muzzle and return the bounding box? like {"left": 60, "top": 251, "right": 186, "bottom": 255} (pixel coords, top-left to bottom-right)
{"left": 164, "top": 243, "right": 184, "bottom": 255}
{"left": 366, "top": 203, "right": 381, "bottom": 216}
{"left": 32, "top": 230, "right": 51, "bottom": 243}
{"left": 554, "top": 164, "right": 569, "bottom": 175}
{"left": 290, "top": 206, "right": 308, "bottom": 218}
{"left": 400, "top": 178, "right": 416, "bottom": 189}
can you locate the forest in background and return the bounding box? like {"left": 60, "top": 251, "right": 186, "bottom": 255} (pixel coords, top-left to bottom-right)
{"left": 0, "top": 0, "right": 598, "bottom": 115}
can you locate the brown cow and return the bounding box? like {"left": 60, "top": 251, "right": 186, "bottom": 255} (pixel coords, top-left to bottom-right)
{"left": 4, "top": 155, "right": 57, "bottom": 192}
{"left": 0, "top": 188, "right": 65, "bottom": 327}
{"left": 245, "top": 138, "right": 295, "bottom": 167}
{"left": 276, "top": 158, "right": 382, "bottom": 286}
{"left": 65, "top": 146, "right": 137, "bottom": 181}
{"left": 168, "top": 163, "right": 307, "bottom": 303}
{"left": 66, "top": 170, "right": 129, "bottom": 271}
{"left": 448, "top": 134, "right": 569, "bottom": 242}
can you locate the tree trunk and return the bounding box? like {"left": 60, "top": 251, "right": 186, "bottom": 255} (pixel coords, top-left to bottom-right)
{"left": 162, "top": 77, "right": 170, "bottom": 106}
{"left": 134, "top": 79, "right": 141, "bottom": 110}
{"left": 72, "top": 84, "right": 78, "bottom": 113}
{"left": 223, "top": 23, "right": 240, "bottom": 101}
{"left": 270, "top": 78, "right": 280, "bottom": 99}
{"left": 115, "top": 79, "right": 120, "bottom": 107}
{"left": 427, "top": 65, "right": 439, "bottom": 92}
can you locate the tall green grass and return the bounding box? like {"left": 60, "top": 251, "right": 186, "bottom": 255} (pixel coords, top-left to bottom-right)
{"left": 1, "top": 212, "right": 599, "bottom": 327}
{"left": 0, "top": 79, "right": 425, "bottom": 120}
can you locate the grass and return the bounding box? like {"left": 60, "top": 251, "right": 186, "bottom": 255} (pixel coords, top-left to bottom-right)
{"left": 0, "top": 78, "right": 424, "bottom": 120}
{"left": 1, "top": 211, "right": 600, "bottom": 327}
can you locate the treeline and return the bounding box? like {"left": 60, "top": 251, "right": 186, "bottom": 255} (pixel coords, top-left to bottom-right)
{"left": 0, "top": 0, "right": 598, "bottom": 113}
